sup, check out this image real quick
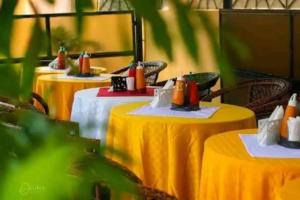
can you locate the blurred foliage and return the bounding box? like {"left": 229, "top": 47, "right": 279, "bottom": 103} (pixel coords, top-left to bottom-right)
{"left": 51, "top": 26, "right": 100, "bottom": 53}
{"left": 0, "top": 0, "right": 237, "bottom": 199}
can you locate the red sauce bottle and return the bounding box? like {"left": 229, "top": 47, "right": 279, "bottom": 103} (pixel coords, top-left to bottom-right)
{"left": 57, "top": 46, "right": 66, "bottom": 69}
{"left": 128, "top": 65, "right": 136, "bottom": 78}
{"left": 79, "top": 52, "right": 84, "bottom": 74}
{"left": 187, "top": 80, "right": 199, "bottom": 107}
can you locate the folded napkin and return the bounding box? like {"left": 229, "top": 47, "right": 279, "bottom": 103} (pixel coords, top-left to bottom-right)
{"left": 48, "top": 57, "right": 74, "bottom": 72}
{"left": 257, "top": 105, "right": 284, "bottom": 146}
{"left": 288, "top": 117, "right": 300, "bottom": 142}
{"left": 150, "top": 80, "right": 174, "bottom": 108}
{"left": 48, "top": 58, "right": 58, "bottom": 69}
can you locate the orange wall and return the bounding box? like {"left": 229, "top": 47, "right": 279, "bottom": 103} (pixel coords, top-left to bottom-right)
{"left": 143, "top": 9, "right": 220, "bottom": 81}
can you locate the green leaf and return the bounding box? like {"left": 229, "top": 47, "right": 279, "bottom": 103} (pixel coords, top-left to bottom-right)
{"left": 21, "top": 22, "right": 46, "bottom": 100}
{"left": 0, "top": 144, "right": 81, "bottom": 200}
{"left": 0, "top": 0, "right": 18, "bottom": 57}
{"left": 75, "top": 0, "right": 94, "bottom": 36}
{"left": 171, "top": 0, "right": 200, "bottom": 64}
{"left": 197, "top": 12, "right": 235, "bottom": 85}
{"left": 129, "top": 0, "right": 173, "bottom": 60}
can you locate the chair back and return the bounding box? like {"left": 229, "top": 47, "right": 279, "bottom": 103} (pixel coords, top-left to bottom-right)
{"left": 202, "top": 78, "right": 291, "bottom": 118}
{"left": 112, "top": 61, "right": 167, "bottom": 85}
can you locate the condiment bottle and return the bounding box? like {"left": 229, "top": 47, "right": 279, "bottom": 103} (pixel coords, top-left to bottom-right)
{"left": 136, "top": 63, "right": 146, "bottom": 93}
{"left": 82, "top": 51, "right": 90, "bottom": 74}
{"left": 78, "top": 51, "right": 84, "bottom": 74}
{"left": 128, "top": 65, "right": 136, "bottom": 91}
{"left": 57, "top": 46, "right": 66, "bottom": 69}
{"left": 280, "top": 93, "right": 298, "bottom": 139}
{"left": 172, "top": 76, "right": 185, "bottom": 106}
{"left": 187, "top": 73, "right": 199, "bottom": 107}
{"left": 128, "top": 65, "right": 136, "bottom": 78}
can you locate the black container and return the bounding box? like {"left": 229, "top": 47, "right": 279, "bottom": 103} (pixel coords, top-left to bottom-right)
{"left": 278, "top": 137, "right": 300, "bottom": 149}
{"left": 74, "top": 73, "right": 95, "bottom": 78}
{"left": 171, "top": 104, "right": 200, "bottom": 112}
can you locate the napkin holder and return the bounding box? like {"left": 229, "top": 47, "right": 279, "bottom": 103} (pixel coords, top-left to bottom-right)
{"left": 257, "top": 119, "right": 281, "bottom": 146}
{"left": 150, "top": 88, "right": 173, "bottom": 108}
{"left": 111, "top": 76, "right": 127, "bottom": 92}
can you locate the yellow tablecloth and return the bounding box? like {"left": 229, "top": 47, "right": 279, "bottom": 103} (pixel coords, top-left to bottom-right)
{"left": 200, "top": 129, "right": 300, "bottom": 200}
{"left": 34, "top": 66, "right": 67, "bottom": 89}
{"left": 106, "top": 102, "right": 256, "bottom": 200}
{"left": 35, "top": 66, "right": 67, "bottom": 77}
{"left": 35, "top": 74, "right": 110, "bottom": 120}
{"left": 275, "top": 178, "right": 300, "bottom": 200}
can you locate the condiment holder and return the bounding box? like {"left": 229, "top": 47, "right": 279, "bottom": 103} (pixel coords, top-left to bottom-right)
{"left": 110, "top": 61, "right": 146, "bottom": 93}
{"left": 171, "top": 74, "right": 200, "bottom": 111}
{"left": 73, "top": 51, "right": 95, "bottom": 77}
{"left": 278, "top": 137, "right": 300, "bottom": 149}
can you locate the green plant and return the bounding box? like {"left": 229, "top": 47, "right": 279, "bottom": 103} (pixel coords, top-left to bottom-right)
{"left": 0, "top": 0, "right": 235, "bottom": 199}
{"left": 51, "top": 26, "right": 101, "bottom": 53}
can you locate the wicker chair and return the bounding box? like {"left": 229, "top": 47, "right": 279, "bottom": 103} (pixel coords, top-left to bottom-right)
{"left": 111, "top": 61, "right": 167, "bottom": 85}
{"left": 154, "top": 72, "right": 219, "bottom": 98}
{"left": 139, "top": 186, "right": 177, "bottom": 200}
{"left": 0, "top": 92, "right": 49, "bottom": 115}
{"left": 202, "top": 78, "right": 291, "bottom": 119}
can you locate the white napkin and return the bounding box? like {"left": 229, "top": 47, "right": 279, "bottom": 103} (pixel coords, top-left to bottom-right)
{"left": 48, "top": 58, "right": 58, "bottom": 69}
{"left": 257, "top": 106, "right": 284, "bottom": 146}
{"left": 288, "top": 117, "right": 300, "bottom": 142}
{"left": 150, "top": 80, "right": 174, "bottom": 108}
{"left": 163, "top": 80, "right": 174, "bottom": 89}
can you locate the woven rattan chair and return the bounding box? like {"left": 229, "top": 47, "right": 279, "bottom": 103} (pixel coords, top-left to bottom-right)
{"left": 111, "top": 61, "right": 167, "bottom": 85}
{"left": 202, "top": 78, "right": 291, "bottom": 119}
{"left": 139, "top": 186, "right": 177, "bottom": 200}
{"left": 154, "top": 72, "right": 219, "bottom": 98}
{"left": 0, "top": 92, "right": 49, "bottom": 115}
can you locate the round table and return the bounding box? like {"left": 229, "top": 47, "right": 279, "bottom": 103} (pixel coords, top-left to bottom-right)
{"left": 35, "top": 74, "right": 111, "bottom": 120}
{"left": 106, "top": 102, "right": 256, "bottom": 200}
{"left": 71, "top": 88, "right": 155, "bottom": 141}
{"left": 200, "top": 129, "right": 300, "bottom": 200}
{"left": 34, "top": 66, "right": 67, "bottom": 89}
{"left": 35, "top": 66, "right": 68, "bottom": 77}
{"left": 275, "top": 178, "right": 300, "bottom": 200}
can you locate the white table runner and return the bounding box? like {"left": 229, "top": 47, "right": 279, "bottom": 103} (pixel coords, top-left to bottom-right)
{"left": 128, "top": 105, "right": 219, "bottom": 119}
{"left": 240, "top": 134, "right": 300, "bottom": 158}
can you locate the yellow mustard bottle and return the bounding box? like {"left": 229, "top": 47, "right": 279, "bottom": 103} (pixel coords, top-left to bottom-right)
{"left": 172, "top": 76, "right": 185, "bottom": 106}
{"left": 136, "top": 64, "right": 146, "bottom": 93}
{"left": 82, "top": 51, "right": 90, "bottom": 74}
{"left": 280, "top": 93, "right": 298, "bottom": 139}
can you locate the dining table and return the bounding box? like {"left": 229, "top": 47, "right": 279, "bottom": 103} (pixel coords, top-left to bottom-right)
{"left": 106, "top": 101, "right": 256, "bottom": 200}
{"left": 71, "top": 87, "right": 156, "bottom": 141}
{"left": 200, "top": 129, "right": 300, "bottom": 200}
{"left": 34, "top": 74, "right": 111, "bottom": 120}
{"left": 275, "top": 178, "right": 300, "bottom": 200}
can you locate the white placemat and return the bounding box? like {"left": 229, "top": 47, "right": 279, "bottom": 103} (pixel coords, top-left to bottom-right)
{"left": 56, "top": 74, "right": 109, "bottom": 81}
{"left": 128, "top": 105, "right": 219, "bottom": 119}
{"left": 240, "top": 134, "right": 300, "bottom": 158}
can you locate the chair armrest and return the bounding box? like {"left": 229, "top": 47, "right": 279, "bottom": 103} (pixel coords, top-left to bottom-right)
{"left": 31, "top": 92, "right": 49, "bottom": 115}
{"left": 111, "top": 66, "right": 130, "bottom": 74}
